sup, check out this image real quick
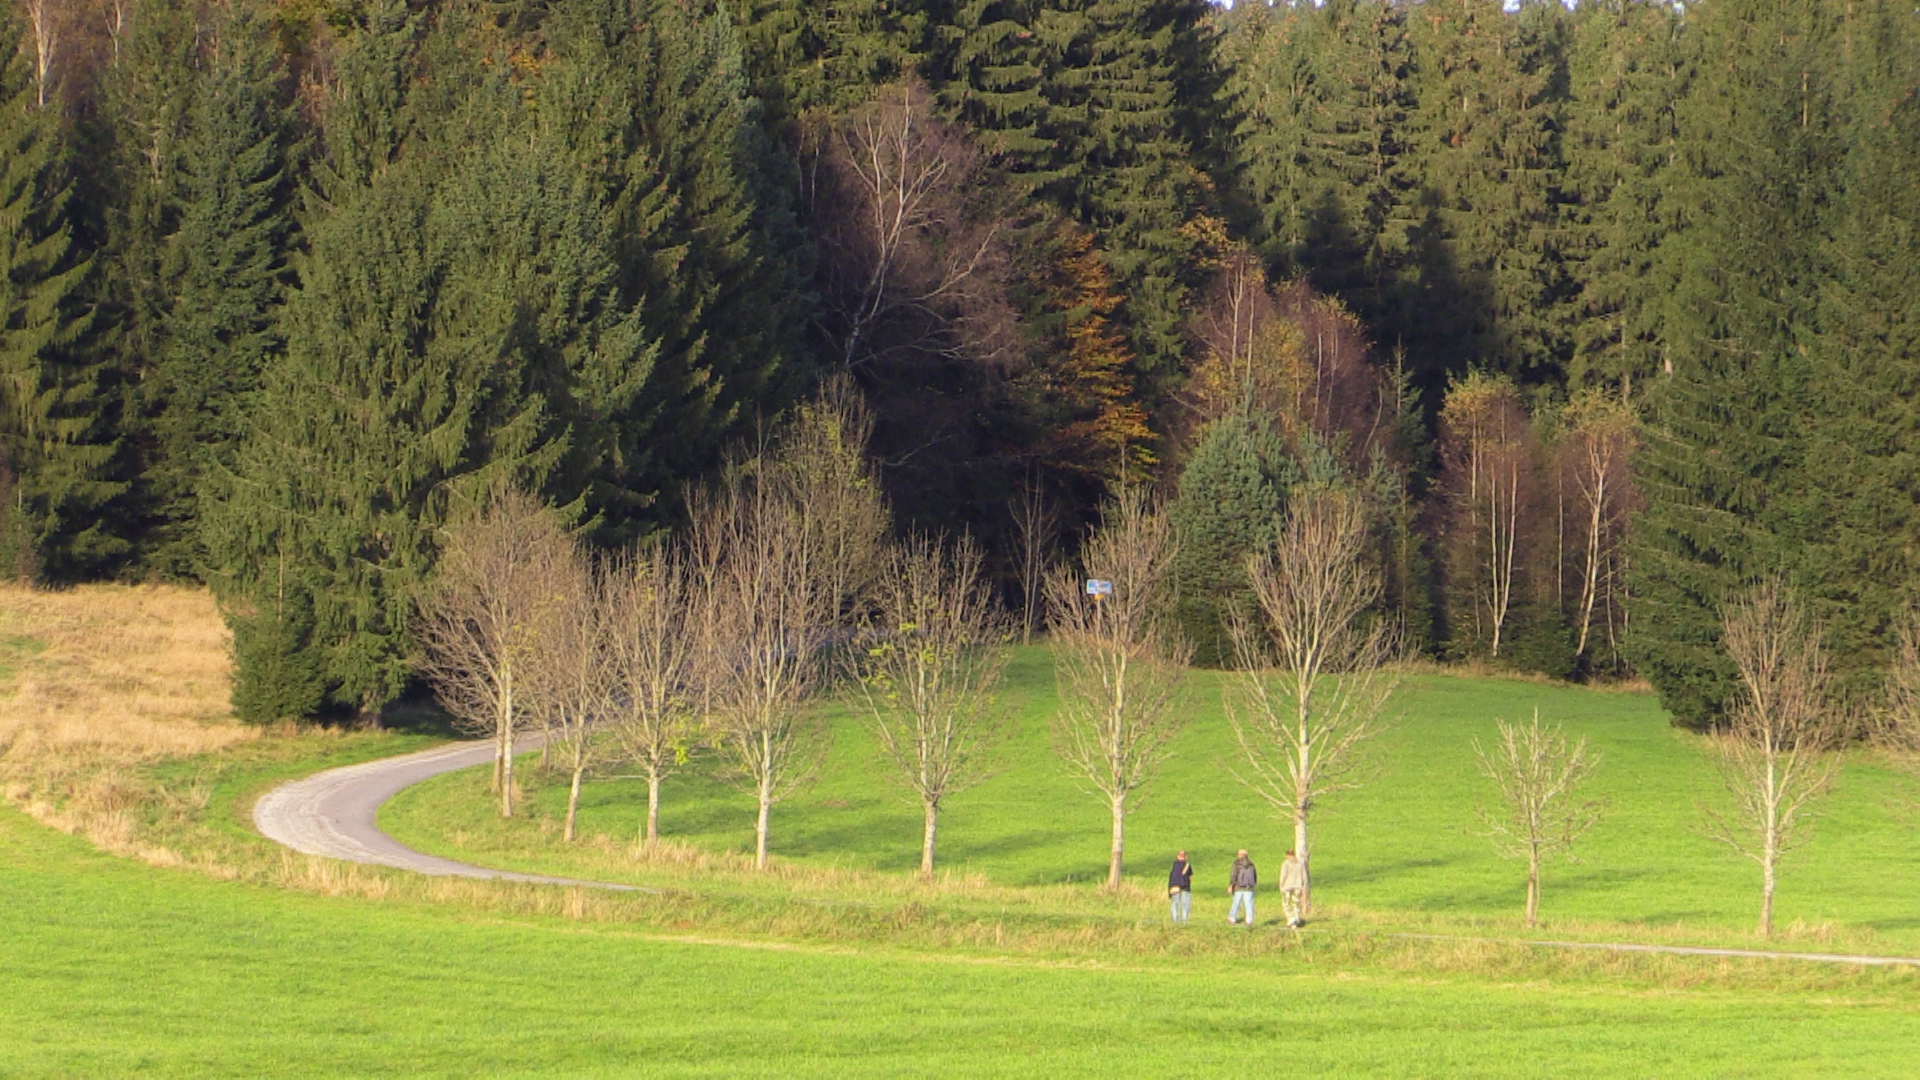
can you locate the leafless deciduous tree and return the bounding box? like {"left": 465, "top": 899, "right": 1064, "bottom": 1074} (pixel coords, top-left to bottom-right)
{"left": 1440, "top": 373, "right": 1535, "bottom": 658}
{"left": 702, "top": 469, "right": 834, "bottom": 871}
{"left": 1705, "top": 580, "right": 1841, "bottom": 937}
{"left": 22, "top": 0, "right": 59, "bottom": 106}
{"left": 602, "top": 547, "right": 701, "bottom": 850}
{"left": 813, "top": 79, "right": 1019, "bottom": 374}
{"left": 532, "top": 547, "right": 606, "bottom": 843}
{"left": 854, "top": 534, "right": 1011, "bottom": 878}
{"left": 1046, "top": 487, "right": 1191, "bottom": 891}
{"left": 1227, "top": 487, "right": 1398, "bottom": 917}
{"left": 1473, "top": 710, "right": 1606, "bottom": 927}
{"left": 1879, "top": 610, "right": 1920, "bottom": 760}
{"left": 772, "top": 375, "right": 889, "bottom": 633}
{"left": 1560, "top": 390, "right": 1638, "bottom": 666}
{"left": 415, "top": 487, "right": 575, "bottom": 819}
{"left": 1008, "top": 470, "right": 1059, "bottom": 645}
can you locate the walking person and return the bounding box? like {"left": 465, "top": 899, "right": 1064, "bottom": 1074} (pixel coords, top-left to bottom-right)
{"left": 1279, "top": 849, "right": 1308, "bottom": 928}
{"left": 1227, "top": 849, "right": 1257, "bottom": 926}
{"left": 1168, "top": 851, "right": 1194, "bottom": 924}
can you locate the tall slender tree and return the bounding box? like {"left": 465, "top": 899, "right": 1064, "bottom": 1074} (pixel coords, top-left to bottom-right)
{"left": 0, "top": 5, "right": 123, "bottom": 580}
{"left": 1629, "top": 0, "right": 1844, "bottom": 727}
{"left": 141, "top": 1, "right": 301, "bottom": 576}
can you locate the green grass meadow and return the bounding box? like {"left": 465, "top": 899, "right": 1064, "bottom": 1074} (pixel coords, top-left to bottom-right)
{"left": 6, "top": 805, "right": 1920, "bottom": 1078}
{"left": 387, "top": 648, "right": 1920, "bottom": 950}
{"left": 7, "top": 645, "right": 1920, "bottom": 1076}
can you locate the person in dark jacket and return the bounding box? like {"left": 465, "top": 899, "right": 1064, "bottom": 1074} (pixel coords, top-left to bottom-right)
{"left": 1227, "top": 850, "right": 1257, "bottom": 925}
{"left": 1168, "top": 851, "right": 1195, "bottom": 923}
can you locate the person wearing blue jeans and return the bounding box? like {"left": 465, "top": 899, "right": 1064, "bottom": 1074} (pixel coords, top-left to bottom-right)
{"left": 1227, "top": 849, "right": 1257, "bottom": 925}
{"left": 1168, "top": 851, "right": 1195, "bottom": 923}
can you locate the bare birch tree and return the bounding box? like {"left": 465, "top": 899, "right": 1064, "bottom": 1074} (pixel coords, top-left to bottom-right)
{"left": 602, "top": 546, "right": 701, "bottom": 849}
{"left": 1705, "top": 580, "right": 1841, "bottom": 937}
{"left": 1440, "top": 374, "right": 1535, "bottom": 658}
{"left": 1227, "top": 487, "right": 1398, "bottom": 917}
{"left": 1473, "top": 710, "right": 1606, "bottom": 927}
{"left": 1008, "top": 470, "right": 1059, "bottom": 644}
{"left": 1046, "top": 487, "right": 1191, "bottom": 891}
{"left": 813, "top": 79, "right": 1019, "bottom": 373}
{"left": 704, "top": 470, "right": 834, "bottom": 871}
{"left": 22, "top": 0, "right": 59, "bottom": 107}
{"left": 854, "top": 534, "right": 1012, "bottom": 878}
{"left": 1561, "top": 390, "right": 1637, "bottom": 666}
{"left": 415, "top": 487, "right": 575, "bottom": 819}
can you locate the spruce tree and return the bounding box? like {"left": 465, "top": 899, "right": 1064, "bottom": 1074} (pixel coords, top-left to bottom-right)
{"left": 548, "top": 0, "right": 806, "bottom": 532}
{"left": 1169, "top": 411, "right": 1295, "bottom": 667}
{"left": 1031, "top": 0, "right": 1220, "bottom": 399}
{"left": 1628, "top": 0, "right": 1844, "bottom": 727}
{"left": 142, "top": 3, "right": 301, "bottom": 577}
{"left": 206, "top": 7, "right": 657, "bottom": 718}
{"left": 1560, "top": 0, "right": 1689, "bottom": 391}
{"left": 96, "top": 0, "right": 199, "bottom": 410}
{"left": 1797, "top": 0, "right": 1920, "bottom": 698}
{"left": 1408, "top": 0, "right": 1570, "bottom": 385}
{"left": 0, "top": 7, "right": 125, "bottom": 580}
{"left": 1226, "top": 0, "right": 1423, "bottom": 341}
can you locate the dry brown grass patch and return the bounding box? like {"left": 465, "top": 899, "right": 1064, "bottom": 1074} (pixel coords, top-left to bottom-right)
{"left": 0, "top": 583, "right": 252, "bottom": 765}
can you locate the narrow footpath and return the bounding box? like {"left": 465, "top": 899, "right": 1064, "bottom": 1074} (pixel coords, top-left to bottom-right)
{"left": 250, "top": 740, "right": 1919, "bottom": 968}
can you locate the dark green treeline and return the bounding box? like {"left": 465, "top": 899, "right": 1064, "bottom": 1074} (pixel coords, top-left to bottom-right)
{"left": 1, "top": 0, "right": 1917, "bottom": 728}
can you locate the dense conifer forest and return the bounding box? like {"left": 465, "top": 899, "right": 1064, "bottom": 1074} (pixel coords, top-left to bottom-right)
{"left": 2, "top": 0, "right": 1916, "bottom": 730}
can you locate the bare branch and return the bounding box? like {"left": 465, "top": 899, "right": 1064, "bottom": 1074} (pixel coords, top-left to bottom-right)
{"left": 601, "top": 545, "right": 702, "bottom": 850}
{"left": 853, "top": 534, "right": 1012, "bottom": 878}
{"left": 1472, "top": 709, "right": 1606, "bottom": 927}
{"left": 1226, "top": 487, "right": 1399, "bottom": 916}
{"left": 1046, "top": 486, "right": 1191, "bottom": 891}
{"left": 1702, "top": 580, "right": 1841, "bottom": 936}
{"left": 414, "top": 486, "right": 576, "bottom": 819}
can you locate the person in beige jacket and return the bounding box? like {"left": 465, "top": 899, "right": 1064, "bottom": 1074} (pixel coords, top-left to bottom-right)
{"left": 1279, "top": 850, "right": 1308, "bottom": 928}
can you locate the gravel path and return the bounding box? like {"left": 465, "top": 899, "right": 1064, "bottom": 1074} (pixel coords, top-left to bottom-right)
{"left": 252, "top": 738, "right": 646, "bottom": 891}
{"left": 251, "top": 740, "right": 1918, "bottom": 967}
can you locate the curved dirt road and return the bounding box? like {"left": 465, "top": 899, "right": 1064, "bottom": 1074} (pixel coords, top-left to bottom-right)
{"left": 252, "top": 738, "right": 644, "bottom": 891}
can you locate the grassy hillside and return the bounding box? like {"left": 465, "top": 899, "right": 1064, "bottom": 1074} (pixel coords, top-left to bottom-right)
{"left": 386, "top": 648, "right": 1920, "bottom": 950}
{"left": 6, "top": 806, "right": 1920, "bottom": 1078}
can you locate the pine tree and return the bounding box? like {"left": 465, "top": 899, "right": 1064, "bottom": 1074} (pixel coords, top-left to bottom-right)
{"left": 1030, "top": 0, "right": 1220, "bottom": 399}
{"left": 205, "top": 8, "right": 657, "bottom": 718}
{"left": 547, "top": 0, "right": 807, "bottom": 532}
{"left": 0, "top": 7, "right": 125, "bottom": 580}
{"left": 1797, "top": 0, "right": 1920, "bottom": 698}
{"left": 1408, "top": 0, "right": 1570, "bottom": 385}
{"left": 1169, "top": 410, "right": 1295, "bottom": 666}
{"left": 1628, "top": 0, "right": 1844, "bottom": 727}
{"left": 96, "top": 0, "right": 199, "bottom": 408}
{"left": 141, "top": 2, "right": 301, "bottom": 577}
{"left": 1560, "top": 0, "right": 1689, "bottom": 391}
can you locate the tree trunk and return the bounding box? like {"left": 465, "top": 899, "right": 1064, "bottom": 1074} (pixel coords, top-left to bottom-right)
{"left": 921, "top": 800, "right": 939, "bottom": 880}
{"left": 500, "top": 724, "right": 516, "bottom": 818}
{"left": 1107, "top": 796, "right": 1126, "bottom": 891}
{"left": 564, "top": 764, "right": 584, "bottom": 842}
{"left": 1526, "top": 849, "right": 1541, "bottom": 928}
{"left": 1294, "top": 805, "right": 1312, "bottom": 917}
{"left": 1760, "top": 852, "right": 1776, "bottom": 937}
{"left": 755, "top": 791, "right": 772, "bottom": 871}
{"left": 645, "top": 772, "right": 662, "bottom": 849}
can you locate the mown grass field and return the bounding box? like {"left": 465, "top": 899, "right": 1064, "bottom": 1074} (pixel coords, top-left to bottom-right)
{"left": 7, "top": 804, "right": 1920, "bottom": 1078}
{"left": 5, "top": 588, "right": 1920, "bottom": 1076}
{"left": 386, "top": 648, "right": 1920, "bottom": 952}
